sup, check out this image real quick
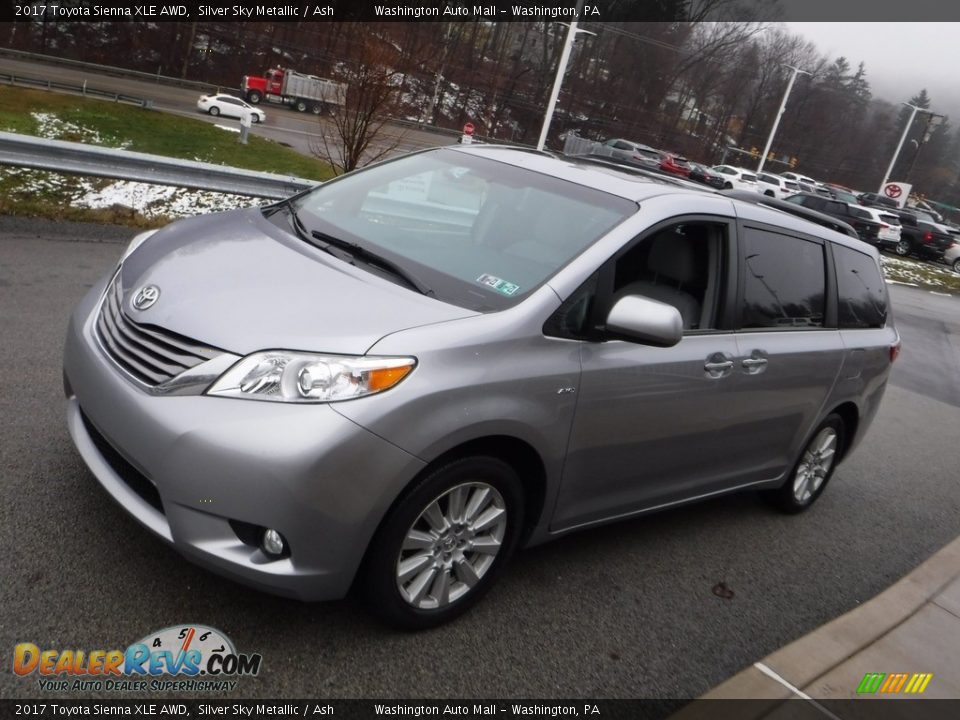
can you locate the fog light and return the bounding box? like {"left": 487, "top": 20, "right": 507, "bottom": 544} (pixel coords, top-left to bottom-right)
{"left": 261, "top": 529, "right": 286, "bottom": 557}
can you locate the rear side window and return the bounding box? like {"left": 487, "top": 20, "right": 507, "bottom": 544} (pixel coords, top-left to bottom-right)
{"left": 834, "top": 245, "right": 887, "bottom": 328}
{"left": 741, "top": 228, "right": 826, "bottom": 329}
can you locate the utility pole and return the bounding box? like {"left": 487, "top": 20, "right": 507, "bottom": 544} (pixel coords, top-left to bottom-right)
{"left": 757, "top": 65, "right": 810, "bottom": 174}
{"left": 536, "top": 1, "right": 593, "bottom": 151}
{"left": 880, "top": 103, "right": 923, "bottom": 191}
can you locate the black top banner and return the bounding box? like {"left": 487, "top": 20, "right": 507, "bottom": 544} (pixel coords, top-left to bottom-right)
{"left": 5, "top": 0, "right": 960, "bottom": 23}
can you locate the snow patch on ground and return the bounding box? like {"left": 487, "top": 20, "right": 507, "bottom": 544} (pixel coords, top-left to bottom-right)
{"left": 30, "top": 111, "right": 131, "bottom": 148}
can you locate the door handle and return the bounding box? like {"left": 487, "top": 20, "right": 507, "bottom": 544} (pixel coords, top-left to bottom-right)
{"left": 741, "top": 350, "right": 769, "bottom": 375}
{"left": 704, "top": 353, "right": 734, "bottom": 379}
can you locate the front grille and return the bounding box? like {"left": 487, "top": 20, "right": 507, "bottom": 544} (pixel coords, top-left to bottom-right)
{"left": 80, "top": 410, "right": 165, "bottom": 515}
{"left": 96, "top": 272, "right": 220, "bottom": 386}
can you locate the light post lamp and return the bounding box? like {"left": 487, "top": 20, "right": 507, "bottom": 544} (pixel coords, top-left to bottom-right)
{"left": 536, "top": 1, "right": 595, "bottom": 151}
{"left": 756, "top": 65, "right": 811, "bottom": 174}
{"left": 879, "top": 103, "right": 923, "bottom": 191}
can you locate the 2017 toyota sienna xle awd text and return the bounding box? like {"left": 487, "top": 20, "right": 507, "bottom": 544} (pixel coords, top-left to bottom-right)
{"left": 64, "top": 146, "right": 900, "bottom": 628}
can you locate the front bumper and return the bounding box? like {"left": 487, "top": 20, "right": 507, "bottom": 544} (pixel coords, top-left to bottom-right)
{"left": 63, "top": 276, "right": 425, "bottom": 601}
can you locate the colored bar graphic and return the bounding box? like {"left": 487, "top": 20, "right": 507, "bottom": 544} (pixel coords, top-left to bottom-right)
{"left": 858, "top": 672, "right": 933, "bottom": 694}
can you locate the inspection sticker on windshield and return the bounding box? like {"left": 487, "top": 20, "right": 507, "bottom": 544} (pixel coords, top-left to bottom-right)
{"left": 476, "top": 274, "right": 520, "bottom": 296}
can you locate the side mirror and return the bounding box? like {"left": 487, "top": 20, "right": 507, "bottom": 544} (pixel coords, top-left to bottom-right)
{"left": 605, "top": 295, "right": 683, "bottom": 347}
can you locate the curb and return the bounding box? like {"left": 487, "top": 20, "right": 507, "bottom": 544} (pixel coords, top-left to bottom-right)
{"left": 676, "top": 535, "right": 960, "bottom": 714}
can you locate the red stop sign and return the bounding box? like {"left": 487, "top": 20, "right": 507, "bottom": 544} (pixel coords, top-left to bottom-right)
{"left": 884, "top": 184, "right": 903, "bottom": 199}
{"left": 463, "top": 122, "right": 475, "bottom": 136}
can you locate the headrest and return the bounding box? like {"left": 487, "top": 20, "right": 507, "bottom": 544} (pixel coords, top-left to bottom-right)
{"left": 647, "top": 232, "right": 699, "bottom": 285}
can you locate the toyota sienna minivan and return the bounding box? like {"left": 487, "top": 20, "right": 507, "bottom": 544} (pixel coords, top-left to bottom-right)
{"left": 64, "top": 146, "right": 899, "bottom": 628}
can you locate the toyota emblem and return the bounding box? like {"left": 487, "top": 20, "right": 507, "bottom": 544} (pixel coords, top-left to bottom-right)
{"left": 132, "top": 285, "right": 160, "bottom": 310}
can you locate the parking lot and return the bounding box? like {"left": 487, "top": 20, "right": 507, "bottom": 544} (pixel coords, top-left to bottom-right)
{"left": 1, "top": 215, "right": 959, "bottom": 700}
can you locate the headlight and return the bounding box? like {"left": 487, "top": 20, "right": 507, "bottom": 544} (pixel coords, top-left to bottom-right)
{"left": 120, "top": 229, "right": 158, "bottom": 263}
{"left": 206, "top": 351, "right": 416, "bottom": 403}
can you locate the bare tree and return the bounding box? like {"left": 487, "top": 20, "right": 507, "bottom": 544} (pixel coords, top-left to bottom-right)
{"left": 310, "top": 36, "right": 407, "bottom": 176}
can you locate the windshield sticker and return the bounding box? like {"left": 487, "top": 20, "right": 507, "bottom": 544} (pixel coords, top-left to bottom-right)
{"left": 476, "top": 274, "right": 520, "bottom": 296}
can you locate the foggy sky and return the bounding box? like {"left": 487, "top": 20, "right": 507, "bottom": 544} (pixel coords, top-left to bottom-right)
{"left": 781, "top": 22, "right": 960, "bottom": 122}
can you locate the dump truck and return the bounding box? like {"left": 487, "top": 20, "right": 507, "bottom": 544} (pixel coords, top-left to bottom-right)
{"left": 242, "top": 67, "right": 347, "bottom": 114}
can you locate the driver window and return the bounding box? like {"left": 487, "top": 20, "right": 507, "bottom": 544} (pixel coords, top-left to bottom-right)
{"left": 612, "top": 222, "right": 724, "bottom": 332}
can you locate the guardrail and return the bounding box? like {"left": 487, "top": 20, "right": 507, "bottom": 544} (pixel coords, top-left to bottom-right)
{"left": 0, "top": 131, "right": 318, "bottom": 200}
{"left": 0, "top": 46, "right": 223, "bottom": 94}
{"left": 1, "top": 71, "right": 153, "bottom": 107}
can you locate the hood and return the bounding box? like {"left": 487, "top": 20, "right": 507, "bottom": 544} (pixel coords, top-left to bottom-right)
{"left": 119, "top": 208, "right": 477, "bottom": 355}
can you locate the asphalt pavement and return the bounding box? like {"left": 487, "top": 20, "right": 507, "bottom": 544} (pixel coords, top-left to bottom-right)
{"left": 1, "top": 216, "right": 959, "bottom": 701}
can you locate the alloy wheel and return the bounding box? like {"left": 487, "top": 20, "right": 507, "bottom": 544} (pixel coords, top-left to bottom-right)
{"left": 792, "top": 427, "right": 838, "bottom": 504}
{"left": 395, "top": 482, "right": 507, "bottom": 610}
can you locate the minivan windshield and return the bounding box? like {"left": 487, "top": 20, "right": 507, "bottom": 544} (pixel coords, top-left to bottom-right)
{"left": 290, "top": 149, "right": 636, "bottom": 311}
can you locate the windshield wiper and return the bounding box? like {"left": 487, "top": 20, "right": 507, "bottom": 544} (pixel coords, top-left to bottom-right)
{"left": 310, "top": 230, "right": 434, "bottom": 297}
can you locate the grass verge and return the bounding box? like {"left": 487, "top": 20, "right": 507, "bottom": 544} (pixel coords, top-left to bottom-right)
{"left": 0, "top": 86, "right": 333, "bottom": 226}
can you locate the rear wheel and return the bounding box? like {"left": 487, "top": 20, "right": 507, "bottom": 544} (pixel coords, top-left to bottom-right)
{"left": 208, "top": 106, "right": 220, "bottom": 117}
{"left": 359, "top": 456, "right": 524, "bottom": 630}
{"left": 311, "top": 104, "right": 322, "bottom": 115}
{"left": 895, "top": 239, "right": 911, "bottom": 256}
{"left": 295, "top": 100, "right": 308, "bottom": 112}
{"left": 764, "top": 415, "right": 843, "bottom": 514}
{"left": 953, "top": 258, "right": 960, "bottom": 274}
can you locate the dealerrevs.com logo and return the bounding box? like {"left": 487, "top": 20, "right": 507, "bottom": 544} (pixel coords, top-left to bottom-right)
{"left": 13, "top": 625, "right": 262, "bottom": 692}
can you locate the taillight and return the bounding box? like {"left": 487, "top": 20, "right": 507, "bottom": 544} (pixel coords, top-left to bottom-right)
{"left": 923, "top": 231, "right": 933, "bottom": 242}
{"left": 890, "top": 340, "right": 901, "bottom": 363}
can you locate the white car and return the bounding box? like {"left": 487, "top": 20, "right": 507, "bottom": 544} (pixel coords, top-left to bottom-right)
{"left": 197, "top": 94, "right": 266, "bottom": 123}
{"left": 781, "top": 172, "right": 818, "bottom": 193}
{"left": 943, "top": 239, "right": 960, "bottom": 274}
{"left": 756, "top": 171, "right": 800, "bottom": 199}
{"left": 858, "top": 206, "right": 902, "bottom": 244}
{"left": 712, "top": 165, "right": 759, "bottom": 191}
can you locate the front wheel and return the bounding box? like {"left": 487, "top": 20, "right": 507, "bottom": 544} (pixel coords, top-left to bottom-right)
{"left": 359, "top": 457, "right": 524, "bottom": 630}
{"left": 763, "top": 415, "right": 844, "bottom": 514}
{"left": 295, "top": 100, "right": 308, "bottom": 112}
{"left": 251, "top": 115, "right": 260, "bottom": 124}
{"left": 953, "top": 258, "right": 960, "bottom": 274}
{"left": 895, "top": 239, "right": 911, "bottom": 256}
{"left": 724, "top": 181, "right": 733, "bottom": 189}
{"left": 246, "top": 91, "right": 262, "bottom": 104}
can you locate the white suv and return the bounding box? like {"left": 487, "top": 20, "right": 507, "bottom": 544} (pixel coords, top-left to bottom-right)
{"left": 858, "top": 206, "right": 902, "bottom": 244}
{"left": 713, "top": 165, "right": 758, "bottom": 191}
{"left": 756, "top": 172, "right": 800, "bottom": 199}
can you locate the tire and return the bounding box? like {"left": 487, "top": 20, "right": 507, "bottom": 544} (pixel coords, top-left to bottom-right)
{"left": 295, "top": 100, "right": 307, "bottom": 112}
{"left": 247, "top": 91, "right": 262, "bottom": 104}
{"left": 895, "top": 239, "right": 911, "bottom": 256}
{"left": 311, "top": 104, "right": 322, "bottom": 115}
{"left": 251, "top": 115, "right": 260, "bottom": 124}
{"left": 765, "top": 190, "right": 775, "bottom": 197}
{"left": 208, "top": 106, "right": 220, "bottom": 117}
{"left": 953, "top": 258, "right": 960, "bottom": 275}
{"left": 359, "top": 456, "right": 524, "bottom": 630}
{"left": 763, "top": 414, "right": 844, "bottom": 514}
{"left": 724, "top": 182, "right": 733, "bottom": 189}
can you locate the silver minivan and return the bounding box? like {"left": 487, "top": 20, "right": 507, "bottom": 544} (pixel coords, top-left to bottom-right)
{"left": 64, "top": 147, "right": 900, "bottom": 628}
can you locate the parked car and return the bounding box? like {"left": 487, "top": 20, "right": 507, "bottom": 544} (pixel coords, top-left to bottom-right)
{"left": 858, "top": 192, "right": 899, "bottom": 211}
{"left": 784, "top": 193, "right": 888, "bottom": 245}
{"left": 858, "top": 206, "right": 902, "bottom": 245}
{"left": 712, "top": 165, "right": 758, "bottom": 190}
{"left": 197, "top": 94, "right": 266, "bottom": 122}
{"left": 64, "top": 145, "right": 898, "bottom": 629}
{"left": 756, "top": 172, "right": 800, "bottom": 199}
{"left": 885, "top": 210, "right": 955, "bottom": 260}
{"left": 601, "top": 138, "right": 661, "bottom": 170}
{"left": 723, "top": 190, "right": 859, "bottom": 239}
{"left": 825, "top": 185, "right": 860, "bottom": 205}
{"left": 687, "top": 162, "right": 725, "bottom": 189}
{"left": 781, "top": 172, "right": 818, "bottom": 193}
{"left": 942, "top": 240, "right": 960, "bottom": 274}
{"left": 659, "top": 152, "right": 692, "bottom": 177}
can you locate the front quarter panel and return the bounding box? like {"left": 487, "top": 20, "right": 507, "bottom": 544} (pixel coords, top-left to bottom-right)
{"left": 333, "top": 286, "right": 580, "bottom": 534}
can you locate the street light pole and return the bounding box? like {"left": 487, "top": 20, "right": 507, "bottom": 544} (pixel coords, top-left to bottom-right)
{"left": 757, "top": 65, "right": 810, "bottom": 173}
{"left": 879, "top": 103, "right": 922, "bottom": 191}
{"left": 537, "top": 20, "right": 579, "bottom": 151}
